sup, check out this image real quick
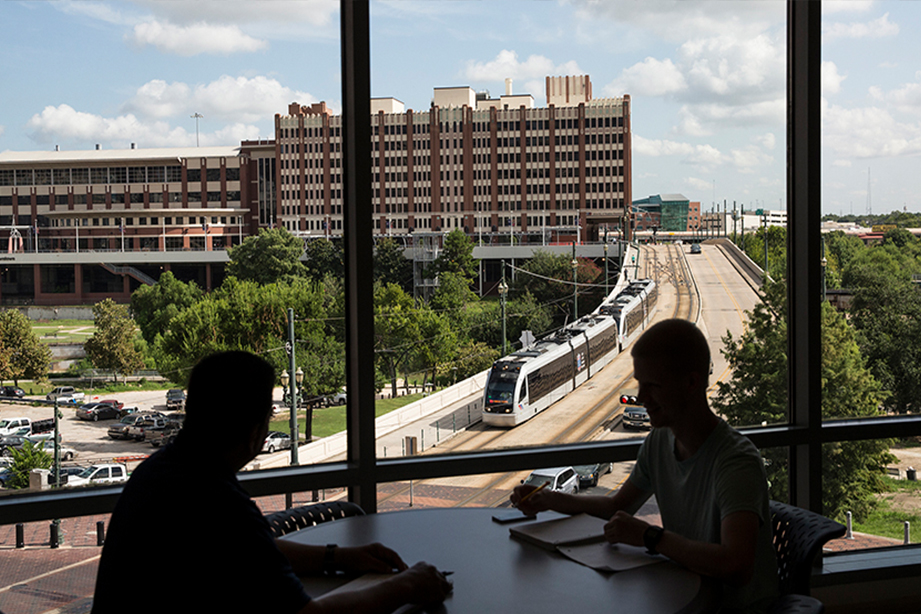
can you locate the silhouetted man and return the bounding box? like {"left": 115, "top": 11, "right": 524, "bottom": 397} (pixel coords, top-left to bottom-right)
{"left": 93, "top": 350, "right": 451, "bottom": 614}
{"left": 512, "top": 319, "right": 778, "bottom": 613}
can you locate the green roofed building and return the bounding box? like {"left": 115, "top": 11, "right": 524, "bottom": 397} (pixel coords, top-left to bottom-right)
{"left": 632, "top": 194, "right": 692, "bottom": 232}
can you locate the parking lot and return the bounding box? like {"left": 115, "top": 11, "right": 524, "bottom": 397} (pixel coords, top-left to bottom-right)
{"left": 1, "top": 389, "right": 181, "bottom": 470}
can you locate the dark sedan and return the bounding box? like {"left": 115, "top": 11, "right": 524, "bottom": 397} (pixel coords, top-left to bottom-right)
{"left": 0, "top": 436, "right": 28, "bottom": 456}
{"left": 573, "top": 462, "right": 613, "bottom": 489}
{"left": 0, "top": 386, "right": 25, "bottom": 399}
{"left": 76, "top": 402, "right": 123, "bottom": 422}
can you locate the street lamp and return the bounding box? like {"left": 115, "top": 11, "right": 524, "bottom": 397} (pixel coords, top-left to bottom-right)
{"left": 499, "top": 262, "right": 509, "bottom": 357}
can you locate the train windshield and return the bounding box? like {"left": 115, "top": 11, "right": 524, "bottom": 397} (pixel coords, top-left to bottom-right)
{"left": 484, "top": 371, "right": 517, "bottom": 405}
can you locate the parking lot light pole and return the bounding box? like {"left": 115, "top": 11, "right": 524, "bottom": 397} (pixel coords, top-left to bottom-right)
{"left": 287, "top": 308, "right": 300, "bottom": 468}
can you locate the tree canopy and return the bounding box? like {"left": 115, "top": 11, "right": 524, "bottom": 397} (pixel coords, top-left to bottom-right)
{"left": 0, "top": 309, "right": 51, "bottom": 385}
{"left": 714, "top": 279, "right": 893, "bottom": 520}
{"left": 84, "top": 299, "right": 145, "bottom": 382}
{"left": 226, "top": 227, "right": 306, "bottom": 284}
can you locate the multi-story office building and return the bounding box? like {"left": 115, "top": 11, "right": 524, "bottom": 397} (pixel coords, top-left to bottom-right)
{"left": 274, "top": 75, "right": 631, "bottom": 243}
{"left": 0, "top": 74, "right": 630, "bottom": 305}
{"left": 0, "top": 145, "right": 252, "bottom": 304}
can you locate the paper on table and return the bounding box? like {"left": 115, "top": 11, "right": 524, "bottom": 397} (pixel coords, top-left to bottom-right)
{"left": 508, "top": 513, "right": 608, "bottom": 551}
{"left": 557, "top": 540, "right": 664, "bottom": 572}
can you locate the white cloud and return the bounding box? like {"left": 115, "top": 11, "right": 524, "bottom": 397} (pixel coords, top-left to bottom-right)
{"left": 833, "top": 159, "right": 853, "bottom": 168}
{"left": 129, "top": 0, "right": 338, "bottom": 28}
{"left": 824, "top": 102, "right": 921, "bottom": 158}
{"left": 604, "top": 57, "right": 686, "bottom": 98}
{"left": 462, "top": 50, "right": 582, "bottom": 83}
{"left": 128, "top": 20, "right": 268, "bottom": 56}
{"left": 633, "top": 135, "right": 725, "bottom": 169}
{"left": 0, "top": 126, "right": 5, "bottom": 139}
{"left": 729, "top": 146, "right": 773, "bottom": 173}
{"left": 823, "top": 12, "right": 899, "bottom": 42}
{"left": 122, "top": 76, "right": 317, "bottom": 123}
{"left": 754, "top": 133, "right": 776, "bottom": 150}
{"left": 822, "top": 61, "right": 847, "bottom": 95}
{"left": 570, "top": 0, "right": 783, "bottom": 43}
{"left": 868, "top": 74, "right": 921, "bottom": 116}
{"left": 25, "top": 103, "right": 263, "bottom": 149}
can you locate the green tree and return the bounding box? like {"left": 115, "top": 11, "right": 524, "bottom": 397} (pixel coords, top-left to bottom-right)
{"left": 303, "top": 238, "right": 344, "bottom": 283}
{"left": 373, "top": 237, "right": 413, "bottom": 292}
{"left": 374, "top": 283, "right": 424, "bottom": 398}
{"left": 430, "top": 271, "right": 478, "bottom": 313}
{"left": 4, "top": 441, "right": 52, "bottom": 490}
{"left": 130, "top": 271, "right": 203, "bottom": 345}
{"left": 428, "top": 229, "right": 477, "bottom": 282}
{"left": 84, "top": 299, "right": 145, "bottom": 383}
{"left": 512, "top": 251, "right": 602, "bottom": 325}
{"left": 846, "top": 249, "right": 921, "bottom": 414}
{"left": 714, "top": 279, "right": 893, "bottom": 521}
{"left": 226, "top": 227, "right": 306, "bottom": 284}
{"left": 0, "top": 309, "right": 51, "bottom": 385}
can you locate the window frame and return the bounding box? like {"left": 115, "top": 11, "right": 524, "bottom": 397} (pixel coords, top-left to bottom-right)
{"left": 3, "top": 0, "right": 921, "bottom": 529}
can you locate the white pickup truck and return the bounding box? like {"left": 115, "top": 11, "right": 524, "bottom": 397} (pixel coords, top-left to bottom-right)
{"left": 46, "top": 386, "right": 85, "bottom": 404}
{"left": 65, "top": 463, "right": 128, "bottom": 487}
{"left": 0, "top": 417, "right": 55, "bottom": 438}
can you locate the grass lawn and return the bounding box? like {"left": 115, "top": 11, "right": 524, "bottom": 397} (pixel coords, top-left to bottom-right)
{"left": 32, "top": 319, "right": 96, "bottom": 344}
{"left": 852, "top": 476, "right": 921, "bottom": 541}
{"left": 270, "top": 391, "right": 428, "bottom": 439}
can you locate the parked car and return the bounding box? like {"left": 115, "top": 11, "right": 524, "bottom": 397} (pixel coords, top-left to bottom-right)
{"left": 127, "top": 416, "right": 171, "bottom": 442}
{"left": 0, "top": 417, "right": 54, "bottom": 438}
{"left": 620, "top": 395, "right": 651, "bottom": 430}
{"left": 262, "top": 431, "right": 291, "bottom": 454}
{"left": 573, "top": 462, "right": 613, "bottom": 489}
{"left": 324, "top": 390, "right": 347, "bottom": 407}
{"left": 49, "top": 465, "right": 88, "bottom": 486}
{"left": 166, "top": 389, "right": 186, "bottom": 411}
{"left": 33, "top": 440, "right": 77, "bottom": 461}
{"left": 65, "top": 463, "right": 128, "bottom": 487}
{"left": 520, "top": 466, "right": 579, "bottom": 494}
{"left": 0, "top": 436, "right": 28, "bottom": 456}
{"left": 75, "top": 402, "right": 123, "bottom": 422}
{"left": 0, "top": 386, "right": 25, "bottom": 398}
{"left": 46, "top": 386, "right": 85, "bottom": 404}
{"left": 108, "top": 412, "right": 166, "bottom": 440}
{"left": 690, "top": 243, "right": 702, "bottom": 254}
{"left": 147, "top": 420, "right": 183, "bottom": 448}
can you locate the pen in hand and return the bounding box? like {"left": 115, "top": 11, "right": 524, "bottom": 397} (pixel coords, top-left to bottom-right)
{"left": 514, "top": 481, "right": 549, "bottom": 508}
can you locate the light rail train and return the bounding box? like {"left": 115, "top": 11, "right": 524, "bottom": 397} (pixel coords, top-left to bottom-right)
{"left": 482, "top": 278, "right": 657, "bottom": 427}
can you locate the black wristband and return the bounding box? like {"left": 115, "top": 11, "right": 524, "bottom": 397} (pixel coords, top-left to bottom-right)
{"left": 643, "top": 525, "right": 665, "bottom": 555}
{"left": 323, "top": 543, "right": 338, "bottom": 575}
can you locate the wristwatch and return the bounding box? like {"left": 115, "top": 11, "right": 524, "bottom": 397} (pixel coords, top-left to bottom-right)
{"left": 323, "top": 543, "right": 338, "bottom": 575}
{"left": 643, "top": 525, "right": 665, "bottom": 555}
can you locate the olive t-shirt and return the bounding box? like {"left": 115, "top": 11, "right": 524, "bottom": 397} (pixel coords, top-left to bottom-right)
{"left": 630, "top": 419, "right": 779, "bottom": 613}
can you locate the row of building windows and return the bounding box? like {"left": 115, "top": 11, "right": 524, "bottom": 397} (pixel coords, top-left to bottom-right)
{"left": 0, "top": 191, "right": 241, "bottom": 206}
{"left": 0, "top": 166, "right": 240, "bottom": 187}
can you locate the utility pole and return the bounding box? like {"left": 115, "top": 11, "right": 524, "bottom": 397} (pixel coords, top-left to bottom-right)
{"left": 571, "top": 243, "right": 578, "bottom": 320}
{"left": 191, "top": 113, "right": 203, "bottom": 147}
{"left": 287, "top": 308, "right": 299, "bottom": 467}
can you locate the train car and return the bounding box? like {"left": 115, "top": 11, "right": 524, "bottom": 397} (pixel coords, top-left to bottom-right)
{"left": 483, "top": 278, "right": 657, "bottom": 427}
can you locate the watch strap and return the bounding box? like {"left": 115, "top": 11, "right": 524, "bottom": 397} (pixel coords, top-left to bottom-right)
{"left": 643, "top": 525, "right": 664, "bottom": 555}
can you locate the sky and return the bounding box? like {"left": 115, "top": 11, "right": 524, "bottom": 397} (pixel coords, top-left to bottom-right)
{"left": 1, "top": 0, "right": 919, "bottom": 217}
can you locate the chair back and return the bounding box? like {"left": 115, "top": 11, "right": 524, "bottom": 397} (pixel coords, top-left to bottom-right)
{"left": 266, "top": 500, "right": 365, "bottom": 537}
{"left": 769, "top": 500, "right": 846, "bottom": 596}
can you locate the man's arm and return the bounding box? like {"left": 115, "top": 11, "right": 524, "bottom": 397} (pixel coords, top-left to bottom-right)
{"left": 604, "top": 509, "right": 760, "bottom": 587}
{"left": 277, "top": 540, "right": 408, "bottom": 576}
{"left": 298, "top": 562, "right": 451, "bottom": 614}
{"left": 511, "top": 477, "right": 649, "bottom": 520}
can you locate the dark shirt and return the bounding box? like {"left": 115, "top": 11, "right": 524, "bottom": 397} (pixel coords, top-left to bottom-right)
{"left": 91, "top": 433, "right": 310, "bottom": 613}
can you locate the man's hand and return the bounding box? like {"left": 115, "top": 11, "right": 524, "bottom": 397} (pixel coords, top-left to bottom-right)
{"left": 510, "top": 484, "right": 553, "bottom": 516}
{"left": 336, "top": 543, "right": 409, "bottom": 574}
{"left": 603, "top": 510, "right": 649, "bottom": 548}
{"left": 395, "top": 562, "right": 453, "bottom": 606}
